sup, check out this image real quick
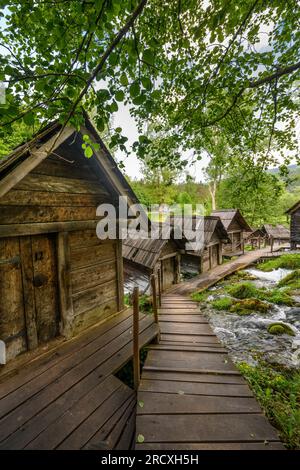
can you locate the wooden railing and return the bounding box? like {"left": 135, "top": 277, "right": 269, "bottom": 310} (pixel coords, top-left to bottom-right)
{"left": 132, "top": 274, "right": 161, "bottom": 390}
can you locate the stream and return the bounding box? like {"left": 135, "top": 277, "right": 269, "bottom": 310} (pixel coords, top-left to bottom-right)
{"left": 201, "top": 267, "right": 300, "bottom": 368}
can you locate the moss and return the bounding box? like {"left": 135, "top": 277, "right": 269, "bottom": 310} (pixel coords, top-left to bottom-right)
{"left": 230, "top": 298, "right": 270, "bottom": 315}
{"left": 228, "top": 270, "right": 257, "bottom": 281}
{"left": 257, "top": 254, "right": 300, "bottom": 272}
{"left": 226, "top": 281, "right": 294, "bottom": 306}
{"left": 210, "top": 296, "right": 233, "bottom": 310}
{"left": 268, "top": 323, "right": 295, "bottom": 336}
{"left": 238, "top": 361, "right": 300, "bottom": 449}
{"left": 278, "top": 270, "right": 300, "bottom": 291}
{"left": 226, "top": 281, "right": 258, "bottom": 299}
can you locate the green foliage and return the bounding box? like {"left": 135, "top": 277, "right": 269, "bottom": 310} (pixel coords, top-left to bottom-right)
{"left": 211, "top": 296, "right": 233, "bottom": 311}
{"left": 191, "top": 291, "right": 209, "bottom": 302}
{"left": 267, "top": 323, "right": 295, "bottom": 336}
{"left": 0, "top": 121, "right": 32, "bottom": 158}
{"left": 1, "top": 0, "right": 300, "bottom": 169}
{"left": 226, "top": 281, "right": 294, "bottom": 306}
{"left": 238, "top": 361, "right": 300, "bottom": 449}
{"left": 278, "top": 270, "right": 300, "bottom": 291}
{"left": 257, "top": 254, "right": 300, "bottom": 272}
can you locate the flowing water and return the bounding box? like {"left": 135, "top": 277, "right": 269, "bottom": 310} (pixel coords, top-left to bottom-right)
{"left": 201, "top": 267, "right": 300, "bottom": 368}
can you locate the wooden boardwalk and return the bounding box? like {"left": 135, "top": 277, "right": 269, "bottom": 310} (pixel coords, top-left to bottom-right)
{"left": 136, "top": 294, "right": 284, "bottom": 450}
{"left": 0, "top": 308, "right": 158, "bottom": 450}
{"left": 169, "top": 245, "right": 287, "bottom": 296}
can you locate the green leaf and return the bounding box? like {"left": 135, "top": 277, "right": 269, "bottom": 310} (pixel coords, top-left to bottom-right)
{"left": 129, "top": 82, "right": 140, "bottom": 98}
{"left": 84, "top": 146, "right": 93, "bottom": 158}
{"left": 115, "top": 90, "right": 124, "bottom": 102}
{"left": 120, "top": 72, "right": 128, "bottom": 86}
{"left": 137, "top": 434, "right": 145, "bottom": 443}
{"left": 143, "top": 49, "right": 154, "bottom": 65}
{"left": 115, "top": 127, "right": 122, "bottom": 133}
{"left": 138, "top": 400, "right": 144, "bottom": 408}
{"left": 110, "top": 100, "right": 118, "bottom": 112}
{"left": 23, "top": 112, "right": 35, "bottom": 126}
{"left": 141, "top": 77, "right": 152, "bottom": 90}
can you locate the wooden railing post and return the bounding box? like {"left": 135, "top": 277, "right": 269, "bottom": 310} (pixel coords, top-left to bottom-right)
{"left": 150, "top": 274, "right": 160, "bottom": 343}
{"left": 157, "top": 269, "right": 162, "bottom": 307}
{"left": 133, "top": 286, "right": 140, "bottom": 391}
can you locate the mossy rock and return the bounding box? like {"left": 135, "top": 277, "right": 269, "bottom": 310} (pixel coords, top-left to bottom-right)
{"left": 230, "top": 298, "right": 270, "bottom": 315}
{"left": 278, "top": 270, "right": 300, "bottom": 291}
{"left": 267, "top": 323, "right": 295, "bottom": 336}
{"left": 257, "top": 254, "right": 300, "bottom": 272}
{"left": 226, "top": 282, "right": 258, "bottom": 299}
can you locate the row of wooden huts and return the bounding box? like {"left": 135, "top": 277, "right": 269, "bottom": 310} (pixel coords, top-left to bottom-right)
{"left": 0, "top": 115, "right": 299, "bottom": 364}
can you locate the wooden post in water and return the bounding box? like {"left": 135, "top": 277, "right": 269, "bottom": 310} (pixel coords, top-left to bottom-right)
{"left": 271, "top": 236, "right": 274, "bottom": 253}
{"left": 258, "top": 236, "right": 261, "bottom": 249}
{"left": 150, "top": 274, "right": 160, "bottom": 343}
{"left": 133, "top": 286, "right": 140, "bottom": 391}
{"left": 157, "top": 269, "right": 162, "bottom": 307}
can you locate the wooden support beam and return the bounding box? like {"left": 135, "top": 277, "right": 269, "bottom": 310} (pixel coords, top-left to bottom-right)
{"left": 115, "top": 239, "right": 124, "bottom": 311}
{"left": 57, "top": 232, "right": 74, "bottom": 338}
{"left": 133, "top": 286, "right": 140, "bottom": 391}
{"left": 150, "top": 274, "right": 160, "bottom": 344}
{"left": 157, "top": 269, "right": 162, "bottom": 307}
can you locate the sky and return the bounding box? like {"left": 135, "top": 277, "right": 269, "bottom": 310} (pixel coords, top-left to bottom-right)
{"left": 112, "top": 102, "right": 209, "bottom": 182}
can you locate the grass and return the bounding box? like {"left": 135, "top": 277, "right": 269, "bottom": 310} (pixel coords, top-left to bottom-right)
{"left": 226, "top": 281, "right": 294, "bottom": 306}
{"left": 191, "top": 290, "right": 210, "bottom": 302}
{"left": 238, "top": 361, "right": 300, "bottom": 449}
{"left": 257, "top": 254, "right": 300, "bottom": 272}
{"left": 211, "top": 296, "right": 233, "bottom": 310}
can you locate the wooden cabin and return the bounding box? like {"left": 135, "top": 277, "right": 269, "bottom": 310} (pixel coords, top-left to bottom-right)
{"left": 261, "top": 224, "right": 290, "bottom": 245}
{"left": 212, "top": 209, "right": 252, "bottom": 255}
{"left": 0, "top": 117, "right": 140, "bottom": 362}
{"left": 286, "top": 202, "right": 300, "bottom": 249}
{"left": 122, "top": 229, "right": 181, "bottom": 293}
{"left": 244, "top": 228, "right": 267, "bottom": 249}
{"left": 171, "top": 215, "right": 229, "bottom": 274}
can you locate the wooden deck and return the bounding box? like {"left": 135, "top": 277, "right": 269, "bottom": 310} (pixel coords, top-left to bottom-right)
{"left": 0, "top": 308, "right": 158, "bottom": 450}
{"left": 136, "top": 295, "right": 284, "bottom": 450}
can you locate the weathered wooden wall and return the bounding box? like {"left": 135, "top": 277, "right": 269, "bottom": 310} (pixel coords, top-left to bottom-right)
{"left": 0, "top": 149, "right": 124, "bottom": 361}
{"left": 290, "top": 208, "right": 300, "bottom": 247}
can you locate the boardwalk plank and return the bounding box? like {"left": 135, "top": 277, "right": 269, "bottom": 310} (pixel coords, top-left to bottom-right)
{"left": 136, "top": 414, "right": 280, "bottom": 443}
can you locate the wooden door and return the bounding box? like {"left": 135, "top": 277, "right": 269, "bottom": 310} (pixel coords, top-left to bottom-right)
{"left": 161, "top": 257, "right": 176, "bottom": 291}
{"left": 21, "top": 234, "right": 60, "bottom": 347}
{"left": 211, "top": 245, "right": 219, "bottom": 268}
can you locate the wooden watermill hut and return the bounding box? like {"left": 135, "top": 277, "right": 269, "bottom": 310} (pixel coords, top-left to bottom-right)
{"left": 0, "top": 116, "right": 141, "bottom": 362}
{"left": 261, "top": 224, "right": 290, "bottom": 246}
{"left": 122, "top": 225, "right": 182, "bottom": 293}
{"left": 286, "top": 201, "right": 300, "bottom": 249}
{"left": 212, "top": 209, "right": 252, "bottom": 255}
{"left": 171, "top": 215, "right": 229, "bottom": 274}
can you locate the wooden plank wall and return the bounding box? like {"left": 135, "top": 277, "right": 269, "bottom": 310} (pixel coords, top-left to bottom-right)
{"left": 291, "top": 209, "right": 300, "bottom": 246}
{"left": 0, "top": 149, "right": 124, "bottom": 360}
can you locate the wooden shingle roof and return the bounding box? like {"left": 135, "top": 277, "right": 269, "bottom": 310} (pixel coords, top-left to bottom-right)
{"left": 286, "top": 200, "right": 300, "bottom": 215}
{"left": 212, "top": 209, "right": 252, "bottom": 232}
{"left": 262, "top": 224, "right": 290, "bottom": 239}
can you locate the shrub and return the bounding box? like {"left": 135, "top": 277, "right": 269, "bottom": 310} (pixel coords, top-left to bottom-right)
{"left": 257, "top": 254, "right": 300, "bottom": 272}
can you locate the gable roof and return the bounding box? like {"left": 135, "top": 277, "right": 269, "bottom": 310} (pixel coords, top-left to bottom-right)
{"left": 171, "top": 215, "right": 229, "bottom": 247}
{"left": 0, "top": 114, "right": 140, "bottom": 209}
{"left": 286, "top": 200, "right": 300, "bottom": 215}
{"left": 211, "top": 209, "right": 252, "bottom": 232}
{"left": 122, "top": 224, "right": 182, "bottom": 270}
{"left": 262, "top": 224, "right": 290, "bottom": 239}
